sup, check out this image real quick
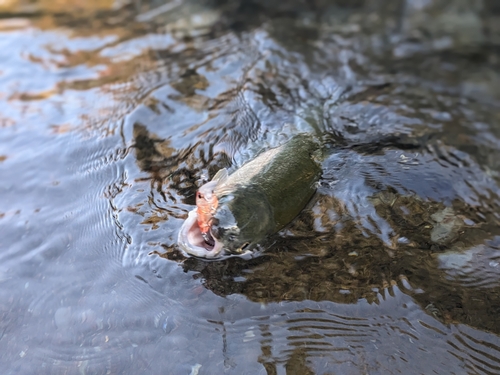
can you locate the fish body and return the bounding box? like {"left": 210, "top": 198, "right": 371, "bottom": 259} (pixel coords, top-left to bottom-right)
{"left": 178, "top": 133, "right": 322, "bottom": 258}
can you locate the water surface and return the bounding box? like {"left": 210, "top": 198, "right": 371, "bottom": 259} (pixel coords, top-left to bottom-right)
{"left": 1, "top": 0, "right": 500, "bottom": 374}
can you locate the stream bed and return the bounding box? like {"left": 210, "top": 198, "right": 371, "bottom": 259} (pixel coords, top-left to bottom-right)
{"left": 1, "top": 0, "right": 500, "bottom": 374}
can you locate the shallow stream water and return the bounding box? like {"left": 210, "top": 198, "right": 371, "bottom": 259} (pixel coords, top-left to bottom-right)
{"left": 1, "top": 0, "right": 500, "bottom": 374}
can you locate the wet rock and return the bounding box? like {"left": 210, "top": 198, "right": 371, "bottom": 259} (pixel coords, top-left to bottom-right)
{"left": 430, "top": 206, "right": 462, "bottom": 245}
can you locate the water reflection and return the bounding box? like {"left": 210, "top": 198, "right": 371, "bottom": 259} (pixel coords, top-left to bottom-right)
{"left": 1, "top": 0, "right": 500, "bottom": 374}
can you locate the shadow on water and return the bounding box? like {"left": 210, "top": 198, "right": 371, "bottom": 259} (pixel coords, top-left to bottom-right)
{"left": 1, "top": 0, "right": 500, "bottom": 374}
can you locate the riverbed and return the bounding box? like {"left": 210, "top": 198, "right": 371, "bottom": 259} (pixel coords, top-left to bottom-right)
{"left": 1, "top": 0, "right": 500, "bottom": 374}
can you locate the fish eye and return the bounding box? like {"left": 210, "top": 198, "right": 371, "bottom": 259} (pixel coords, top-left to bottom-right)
{"left": 197, "top": 192, "right": 203, "bottom": 199}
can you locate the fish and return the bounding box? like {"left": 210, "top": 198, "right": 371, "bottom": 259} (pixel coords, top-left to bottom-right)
{"left": 178, "top": 133, "right": 322, "bottom": 259}
{"left": 195, "top": 169, "right": 228, "bottom": 241}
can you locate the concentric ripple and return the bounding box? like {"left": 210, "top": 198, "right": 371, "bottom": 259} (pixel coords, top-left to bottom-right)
{"left": 1, "top": 1, "right": 500, "bottom": 375}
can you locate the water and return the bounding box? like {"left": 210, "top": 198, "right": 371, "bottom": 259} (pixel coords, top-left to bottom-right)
{"left": 1, "top": 0, "right": 500, "bottom": 373}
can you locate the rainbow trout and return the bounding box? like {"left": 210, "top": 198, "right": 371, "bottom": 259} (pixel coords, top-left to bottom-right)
{"left": 178, "top": 133, "right": 322, "bottom": 258}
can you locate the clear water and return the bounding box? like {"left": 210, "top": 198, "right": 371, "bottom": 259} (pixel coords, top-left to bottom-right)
{"left": 1, "top": 0, "right": 500, "bottom": 374}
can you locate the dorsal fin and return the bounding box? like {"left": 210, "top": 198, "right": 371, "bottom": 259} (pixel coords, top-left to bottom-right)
{"left": 211, "top": 168, "right": 236, "bottom": 197}
{"left": 211, "top": 168, "right": 228, "bottom": 184}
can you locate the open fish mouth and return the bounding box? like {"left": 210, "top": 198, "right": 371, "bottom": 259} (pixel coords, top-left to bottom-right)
{"left": 178, "top": 209, "right": 224, "bottom": 258}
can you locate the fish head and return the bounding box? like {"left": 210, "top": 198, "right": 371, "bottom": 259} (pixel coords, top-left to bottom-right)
{"left": 178, "top": 198, "right": 252, "bottom": 259}
{"left": 195, "top": 180, "right": 218, "bottom": 235}
{"left": 209, "top": 187, "right": 275, "bottom": 255}
{"left": 178, "top": 186, "right": 275, "bottom": 259}
{"left": 209, "top": 200, "right": 251, "bottom": 254}
{"left": 178, "top": 209, "right": 225, "bottom": 259}
{"left": 196, "top": 181, "right": 217, "bottom": 204}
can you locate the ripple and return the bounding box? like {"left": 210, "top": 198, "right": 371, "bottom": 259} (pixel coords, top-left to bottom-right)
{"left": 0, "top": 265, "right": 189, "bottom": 375}
{"left": 1, "top": 2, "right": 500, "bottom": 375}
{"left": 438, "top": 244, "right": 500, "bottom": 289}
{"left": 447, "top": 325, "right": 500, "bottom": 375}
{"left": 181, "top": 288, "right": 500, "bottom": 375}
{"left": 316, "top": 138, "right": 500, "bottom": 250}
